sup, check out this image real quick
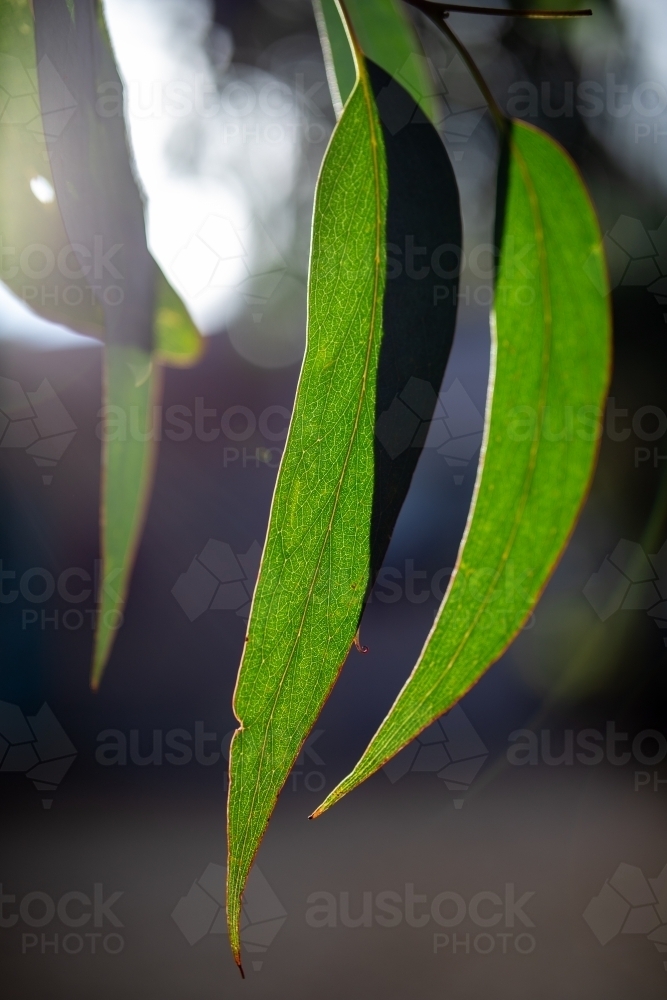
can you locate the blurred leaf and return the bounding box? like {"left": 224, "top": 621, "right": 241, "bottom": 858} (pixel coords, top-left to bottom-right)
{"left": 33, "top": 0, "right": 157, "bottom": 351}
{"left": 91, "top": 344, "right": 159, "bottom": 689}
{"left": 0, "top": 0, "right": 104, "bottom": 334}
{"left": 28, "top": 0, "right": 202, "bottom": 685}
{"left": 0, "top": 0, "right": 203, "bottom": 360}
{"left": 315, "top": 0, "right": 437, "bottom": 120}
{"left": 313, "top": 119, "right": 611, "bottom": 817}
{"left": 0, "top": 0, "right": 203, "bottom": 365}
{"left": 226, "top": 16, "right": 462, "bottom": 968}
{"left": 154, "top": 270, "right": 204, "bottom": 366}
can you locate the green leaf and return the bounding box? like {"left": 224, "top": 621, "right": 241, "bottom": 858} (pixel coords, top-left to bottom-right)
{"left": 313, "top": 0, "right": 356, "bottom": 114}
{"left": 313, "top": 119, "right": 611, "bottom": 817}
{"left": 0, "top": 0, "right": 204, "bottom": 361}
{"left": 226, "top": 24, "right": 462, "bottom": 969}
{"left": 25, "top": 0, "right": 202, "bottom": 686}
{"left": 33, "top": 0, "right": 156, "bottom": 352}
{"left": 153, "top": 269, "right": 204, "bottom": 366}
{"left": 226, "top": 43, "right": 388, "bottom": 972}
{"left": 315, "top": 0, "right": 437, "bottom": 120}
{"left": 0, "top": 1, "right": 105, "bottom": 335}
{"left": 91, "top": 344, "right": 159, "bottom": 689}
{"left": 0, "top": 1, "right": 203, "bottom": 361}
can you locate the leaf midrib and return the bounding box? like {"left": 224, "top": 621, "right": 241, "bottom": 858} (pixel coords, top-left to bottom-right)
{"left": 231, "top": 57, "right": 385, "bottom": 886}
{"left": 350, "top": 126, "right": 554, "bottom": 765}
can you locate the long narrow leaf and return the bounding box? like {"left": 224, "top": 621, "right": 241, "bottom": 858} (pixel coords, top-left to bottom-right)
{"left": 93, "top": 345, "right": 159, "bottom": 686}
{"left": 226, "top": 8, "right": 462, "bottom": 967}
{"left": 313, "top": 120, "right": 611, "bottom": 817}
{"left": 28, "top": 0, "right": 202, "bottom": 686}
{"left": 226, "top": 30, "right": 388, "bottom": 972}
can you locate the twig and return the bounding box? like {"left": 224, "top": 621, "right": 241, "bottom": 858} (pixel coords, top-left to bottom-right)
{"left": 406, "top": 2, "right": 591, "bottom": 18}
{"left": 407, "top": 0, "right": 509, "bottom": 131}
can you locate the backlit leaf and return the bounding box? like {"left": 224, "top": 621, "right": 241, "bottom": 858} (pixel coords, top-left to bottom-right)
{"left": 226, "top": 12, "right": 462, "bottom": 971}
{"left": 154, "top": 270, "right": 203, "bottom": 367}
{"left": 313, "top": 119, "right": 611, "bottom": 817}
{"left": 92, "top": 344, "right": 160, "bottom": 688}
{"left": 29, "top": 0, "right": 202, "bottom": 686}
{"left": 0, "top": 0, "right": 104, "bottom": 335}
{"left": 226, "top": 42, "right": 388, "bottom": 975}
{"left": 0, "top": 0, "right": 204, "bottom": 363}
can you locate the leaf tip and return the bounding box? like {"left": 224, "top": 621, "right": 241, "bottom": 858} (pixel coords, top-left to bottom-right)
{"left": 89, "top": 659, "right": 103, "bottom": 691}
{"left": 90, "top": 637, "right": 110, "bottom": 691}
{"left": 309, "top": 796, "right": 333, "bottom": 820}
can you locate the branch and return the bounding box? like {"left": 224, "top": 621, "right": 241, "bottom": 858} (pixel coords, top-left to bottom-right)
{"left": 405, "top": 2, "right": 591, "bottom": 18}
{"left": 403, "top": 1, "right": 591, "bottom": 131}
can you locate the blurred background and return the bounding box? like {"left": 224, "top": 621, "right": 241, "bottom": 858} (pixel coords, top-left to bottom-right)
{"left": 1, "top": 0, "right": 667, "bottom": 997}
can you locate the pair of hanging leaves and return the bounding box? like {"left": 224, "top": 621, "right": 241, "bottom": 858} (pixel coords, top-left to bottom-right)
{"left": 226, "top": 0, "right": 610, "bottom": 973}
{"left": 0, "top": 0, "right": 202, "bottom": 686}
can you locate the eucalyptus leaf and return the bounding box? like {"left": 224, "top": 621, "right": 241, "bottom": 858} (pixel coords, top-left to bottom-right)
{"left": 33, "top": 0, "right": 155, "bottom": 350}
{"left": 226, "top": 45, "right": 388, "bottom": 973}
{"left": 313, "top": 119, "right": 611, "bottom": 818}
{"left": 226, "top": 28, "right": 462, "bottom": 971}
{"left": 315, "top": 0, "right": 436, "bottom": 120}
{"left": 29, "top": 0, "right": 202, "bottom": 685}
{"left": 0, "top": 0, "right": 104, "bottom": 335}
{"left": 91, "top": 345, "right": 159, "bottom": 689}
{"left": 154, "top": 270, "right": 203, "bottom": 367}
{"left": 0, "top": 0, "right": 203, "bottom": 364}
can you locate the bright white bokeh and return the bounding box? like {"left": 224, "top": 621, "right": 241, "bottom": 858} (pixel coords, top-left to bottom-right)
{"left": 0, "top": 0, "right": 306, "bottom": 358}
{"left": 103, "top": 0, "right": 302, "bottom": 335}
